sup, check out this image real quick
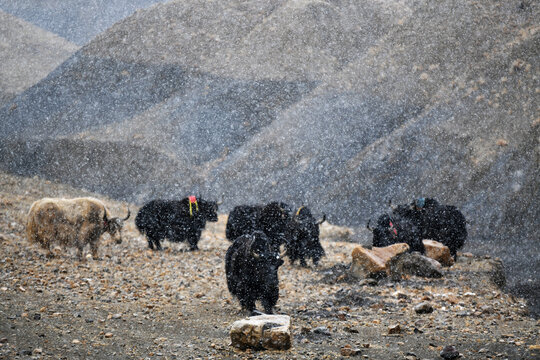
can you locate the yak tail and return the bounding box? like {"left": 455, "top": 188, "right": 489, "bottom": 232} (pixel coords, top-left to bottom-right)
{"left": 366, "top": 219, "right": 373, "bottom": 232}
{"left": 26, "top": 204, "right": 39, "bottom": 244}
{"left": 317, "top": 214, "right": 326, "bottom": 225}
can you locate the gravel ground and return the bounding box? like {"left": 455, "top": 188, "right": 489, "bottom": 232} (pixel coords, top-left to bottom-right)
{"left": 0, "top": 172, "right": 539, "bottom": 360}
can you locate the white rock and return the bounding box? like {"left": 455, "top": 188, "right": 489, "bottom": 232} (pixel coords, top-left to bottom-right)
{"left": 230, "top": 314, "right": 291, "bottom": 350}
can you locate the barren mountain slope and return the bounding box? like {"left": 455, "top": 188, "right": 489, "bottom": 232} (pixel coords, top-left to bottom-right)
{"left": 0, "top": 10, "right": 78, "bottom": 106}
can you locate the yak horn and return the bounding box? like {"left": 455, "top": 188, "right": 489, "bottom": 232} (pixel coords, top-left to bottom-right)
{"left": 366, "top": 219, "right": 373, "bottom": 232}
{"left": 123, "top": 208, "right": 131, "bottom": 221}
{"left": 317, "top": 214, "right": 326, "bottom": 225}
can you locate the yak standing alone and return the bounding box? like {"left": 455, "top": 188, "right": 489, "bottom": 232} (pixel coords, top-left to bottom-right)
{"left": 135, "top": 196, "right": 219, "bottom": 251}
{"left": 26, "top": 197, "right": 130, "bottom": 260}
{"left": 225, "top": 231, "right": 284, "bottom": 314}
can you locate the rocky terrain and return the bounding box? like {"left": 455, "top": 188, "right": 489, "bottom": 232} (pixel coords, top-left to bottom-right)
{"left": 1, "top": 172, "right": 539, "bottom": 359}
{"left": 0, "top": 1, "right": 538, "bottom": 306}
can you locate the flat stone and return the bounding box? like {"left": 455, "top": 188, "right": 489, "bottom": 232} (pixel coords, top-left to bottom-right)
{"left": 230, "top": 314, "right": 291, "bottom": 351}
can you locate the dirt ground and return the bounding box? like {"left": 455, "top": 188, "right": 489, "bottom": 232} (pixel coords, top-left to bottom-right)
{"left": 0, "top": 172, "right": 539, "bottom": 360}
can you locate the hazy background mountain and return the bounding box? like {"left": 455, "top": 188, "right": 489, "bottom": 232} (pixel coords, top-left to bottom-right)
{"left": 0, "top": 0, "right": 538, "bottom": 309}
{"left": 0, "top": 10, "right": 79, "bottom": 106}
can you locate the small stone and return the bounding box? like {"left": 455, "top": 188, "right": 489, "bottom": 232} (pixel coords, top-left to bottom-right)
{"left": 33, "top": 313, "right": 41, "bottom": 320}
{"left": 33, "top": 348, "right": 42, "bottom": 355}
{"left": 422, "top": 240, "right": 454, "bottom": 266}
{"left": 414, "top": 302, "right": 434, "bottom": 314}
{"left": 440, "top": 345, "right": 460, "bottom": 359}
{"left": 313, "top": 326, "right": 331, "bottom": 336}
{"left": 112, "top": 313, "right": 122, "bottom": 319}
{"left": 72, "top": 339, "right": 81, "bottom": 344}
{"left": 0, "top": 338, "right": 8, "bottom": 343}
{"left": 388, "top": 324, "right": 401, "bottom": 334}
{"left": 104, "top": 333, "right": 113, "bottom": 338}
{"left": 341, "top": 345, "right": 362, "bottom": 356}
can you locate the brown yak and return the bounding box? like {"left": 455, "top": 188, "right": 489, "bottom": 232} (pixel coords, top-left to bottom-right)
{"left": 26, "top": 197, "right": 130, "bottom": 260}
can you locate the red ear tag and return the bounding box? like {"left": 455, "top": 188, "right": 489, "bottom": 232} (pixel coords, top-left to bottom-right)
{"left": 189, "top": 196, "right": 197, "bottom": 204}
{"left": 389, "top": 221, "right": 398, "bottom": 236}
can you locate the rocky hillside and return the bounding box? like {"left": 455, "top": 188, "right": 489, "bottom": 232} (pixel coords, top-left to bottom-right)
{"left": 0, "top": 1, "right": 538, "bottom": 303}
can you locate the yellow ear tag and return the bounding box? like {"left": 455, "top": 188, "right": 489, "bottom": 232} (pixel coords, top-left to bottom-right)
{"left": 189, "top": 196, "right": 198, "bottom": 217}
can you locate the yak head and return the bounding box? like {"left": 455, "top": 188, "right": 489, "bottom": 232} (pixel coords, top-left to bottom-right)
{"left": 201, "top": 199, "right": 219, "bottom": 222}
{"left": 250, "top": 231, "right": 284, "bottom": 269}
{"left": 103, "top": 208, "right": 131, "bottom": 244}
{"left": 187, "top": 196, "right": 220, "bottom": 222}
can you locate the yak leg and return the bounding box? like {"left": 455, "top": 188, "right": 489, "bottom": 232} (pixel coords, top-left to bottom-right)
{"left": 76, "top": 243, "right": 85, "bottom": 261}
{"left": 90, "top": 241, "right": 100, "bottom": 260}
{"left": 187, "top": 232, "right": 199, "bottom": 251}
{"left": 44, "top": 242, "right": 54, "bottom": 258}
{"left": 240, "top": 298, "right": 256, "bottom": 314}
{"left": 146, "top": 235, "right": 162, "bottom": 250}
{"left": 262, "top": 287, "right": 279, "bottom": 314}
{"left": 261, "top": 298, "right": 275, "bottom": 314}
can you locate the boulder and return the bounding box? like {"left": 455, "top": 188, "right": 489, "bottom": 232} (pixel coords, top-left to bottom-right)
{"left": 387, "top": 252, "right": 443, "bottom": 280}
{"left": 230, "top": 314, "right": 291, "bottom": 351}
{"left": 350, "top": 244, "right": 409, "bottom": 278}
{"left": 422, "top": 239, "right": 454, "bottom": 266}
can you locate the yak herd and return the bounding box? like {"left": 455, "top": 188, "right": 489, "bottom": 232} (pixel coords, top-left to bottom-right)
{"left": 25, "top": 195, "right": 467, "bottom": 314}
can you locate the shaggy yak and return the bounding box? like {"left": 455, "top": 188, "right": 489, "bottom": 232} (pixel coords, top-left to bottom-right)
{"left": 225, "top": 201, "right": 292, "bottom": 252}
{"left": 286, "top": 206, "right": 326, "bottom": 266}
{"left": 225, "top": 231, "right": 284, "bottom": 314}
{"left": 26, "top": 197, "right": 130, "bottom": 260}
{"left": 135, "top": 196, "right": 219, "bottom": 251}
{"left": 368, "top": 198, "right": 467, "bottom": 258}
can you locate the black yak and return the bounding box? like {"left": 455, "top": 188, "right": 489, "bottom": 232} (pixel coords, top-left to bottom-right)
{"left": 225, "top": 205, "right": 260, "bottom": 242}
{"left": 368, "top": 198, "right": 467, "bottom": 258}
{"left": 26, "top": 197, "right": 130, "bottom": 260}
{"left": 418, "top": 202, "right": 467, "bottom": 259}
{"left": 286, "top": 206, "right": 326, "bottom": 266}
{"left": 225, "top": 231, "right": 284, "bottom": 314}
{"left": 135, "top": 196, "right": 218, "bottom": 251}
{"left": 367, "top": 211, "right": 424, "bottom": 253}
{"left": 225, "top": 202, "right": 292, "bottom": 251}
